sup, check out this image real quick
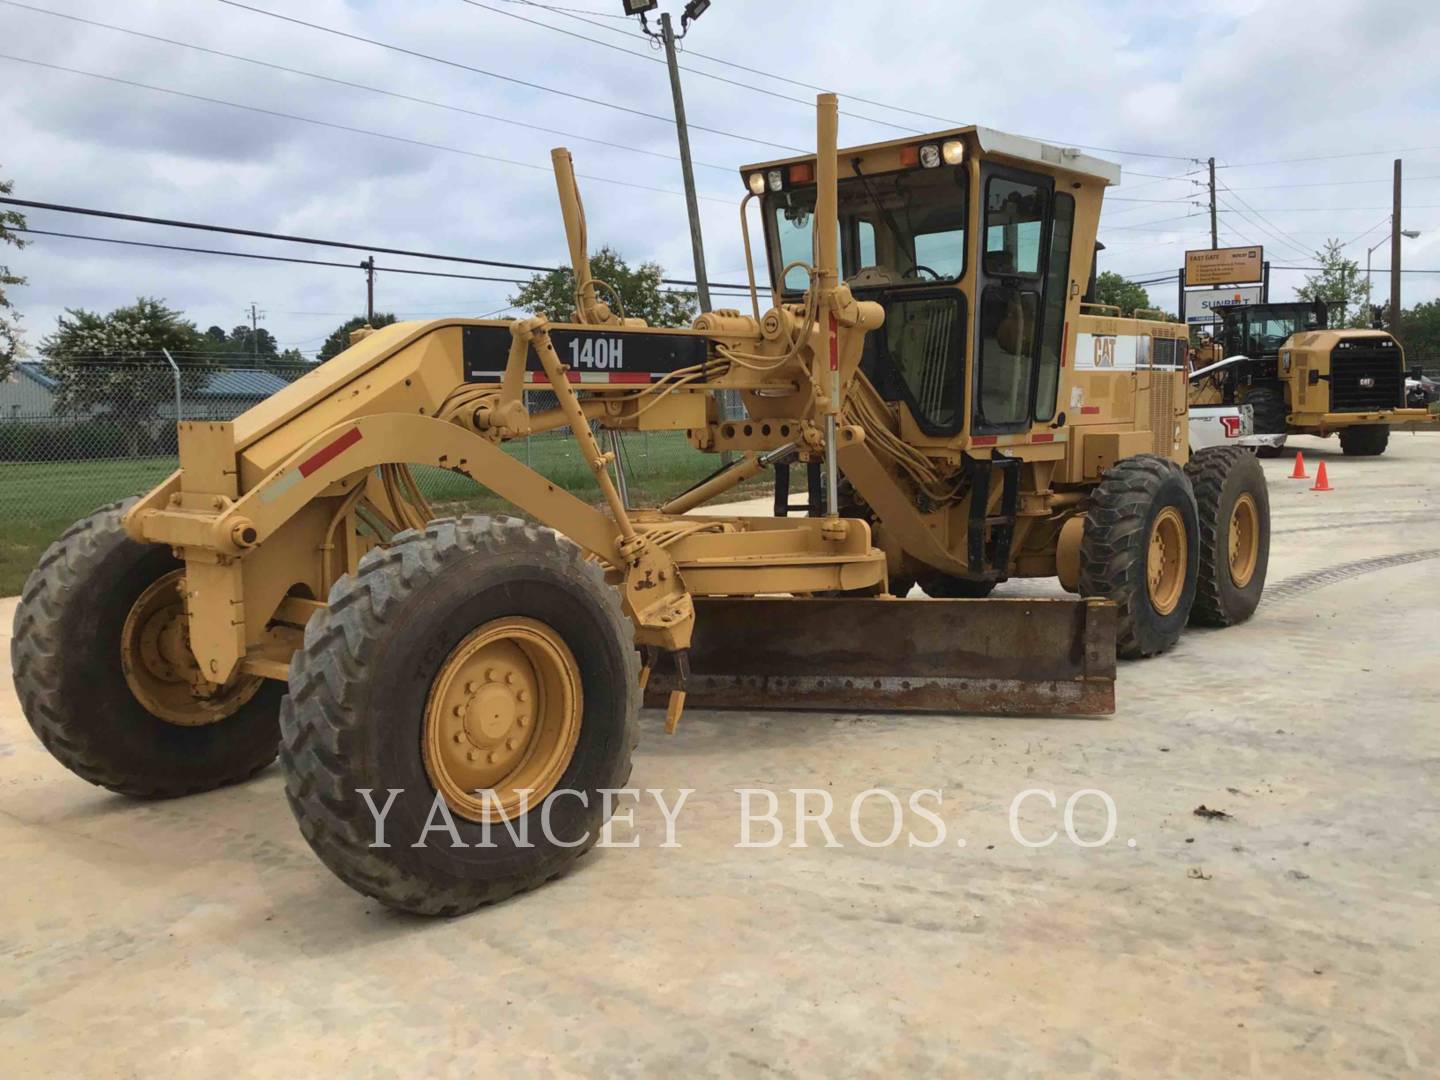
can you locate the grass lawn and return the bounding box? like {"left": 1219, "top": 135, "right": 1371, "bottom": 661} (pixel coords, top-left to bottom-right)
{"left": 0, "top": 433, "right": 765, "bottom": 596}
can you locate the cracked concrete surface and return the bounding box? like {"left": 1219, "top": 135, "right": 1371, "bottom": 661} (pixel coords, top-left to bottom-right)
{"left": 2, "top": 434, "right": 1438, "bottom": 1077}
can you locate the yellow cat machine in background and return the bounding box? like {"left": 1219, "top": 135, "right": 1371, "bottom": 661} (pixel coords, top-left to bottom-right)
{"left": 1187, "top": 301, "right": 1437, "bottom": 457}
{"left": 12, "top": 96, "right": 1268, "bottom": 914}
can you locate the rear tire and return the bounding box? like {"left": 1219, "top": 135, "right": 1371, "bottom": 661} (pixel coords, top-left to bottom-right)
{"left": 10, "top": 499, "right": 283, "bottom": 798}
{"left": 1244, "top": 385, "right": 1288, "bottom": 458}
{"left": 1079, "top": 455, "right": 1199, "bottom": 659}
{"left": 1338, "top": 424, "right": 1389, "bottom": 456}
{"left": 1185, "top": 447, "right": 1269, "bottom": 627}
{"left": 279, "top": 516, "right": 639, "bottom": 916}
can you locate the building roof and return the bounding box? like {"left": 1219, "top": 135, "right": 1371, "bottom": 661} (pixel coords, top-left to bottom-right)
{"left": 11, "top": 362, "right": 59, "bottom": 392}
{"left": 11, "top": 362, "right": 291, "bottom": 399}
{"left": 197, "top": 368, "right": 291, "bottom": 398}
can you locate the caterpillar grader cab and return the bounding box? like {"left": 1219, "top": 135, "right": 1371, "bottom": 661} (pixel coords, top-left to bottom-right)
{"left": 1187, "top": 301, "right": 1436, "bottom": 456}
{"left": 12, "top": 96, "right": 1269, "bottom": 915}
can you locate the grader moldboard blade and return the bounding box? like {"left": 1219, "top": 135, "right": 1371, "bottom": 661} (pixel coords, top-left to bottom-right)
{"left": 646, "top": 596, "right": 1117, "bottom": 718}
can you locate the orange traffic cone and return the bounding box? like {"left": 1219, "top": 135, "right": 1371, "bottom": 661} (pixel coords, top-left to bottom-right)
{"left": 1289, "top": 451, "right": 1308, "bottom": 479}
{"left": 1311, "top": 460, "right": 1332, "bottom": 492}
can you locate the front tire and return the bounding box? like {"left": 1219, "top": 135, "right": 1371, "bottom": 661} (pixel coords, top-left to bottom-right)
{"left": 1079, "top": 456, "right": 1199, "bottom": 659}
{"left": 1338, "top": 424, "right": 1389, "bottom": 456}
{"left": 1186, "top": 447, "right": 1269, "bottom": 627}
{"left": 1244, "top": 385, "right": 1288, "bottom": 458}
{"left": 10, "top": 500, "right": 283, "bottom": 798}
{"left": 279, "top": 516, "right": 639, "bottom": 916}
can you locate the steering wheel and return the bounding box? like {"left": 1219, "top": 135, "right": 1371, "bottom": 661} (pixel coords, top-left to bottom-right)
{"left": 903, "top": 265, "right": 941, "bottom": 281}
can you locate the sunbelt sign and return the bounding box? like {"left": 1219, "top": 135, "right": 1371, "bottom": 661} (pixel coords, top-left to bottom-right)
{"left": 1184, "top": 286, "right": 1262, "bottom": 325}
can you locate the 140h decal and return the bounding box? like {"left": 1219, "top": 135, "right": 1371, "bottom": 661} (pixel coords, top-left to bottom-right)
{"left": 462, "top": 324, "right": 709, "bottom": 383}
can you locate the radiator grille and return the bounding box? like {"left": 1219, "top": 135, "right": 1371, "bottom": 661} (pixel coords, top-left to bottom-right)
{"left": 1329, "top": 338, "right": 1404, "bottom": 412}
{"left": 1149, "top": 371, "right": 1176, "bottom": 455}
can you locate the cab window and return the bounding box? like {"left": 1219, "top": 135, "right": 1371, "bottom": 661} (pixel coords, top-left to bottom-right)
{"left": 1034, "top": 193, "right": 1074, "bottom": 421}
{"left": 984, "top": 177, "right": 1046, "bottom": 277}
{"left": 766, "top": 165, "right": 968, "bottom": 290}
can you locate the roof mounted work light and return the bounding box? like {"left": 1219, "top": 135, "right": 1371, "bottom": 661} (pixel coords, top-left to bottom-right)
{"left": 620, "top": 0, "right": 657, "bottom": 14}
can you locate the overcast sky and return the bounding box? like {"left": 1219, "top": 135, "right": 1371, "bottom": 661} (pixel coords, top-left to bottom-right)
{"left": 3, "top": 0, "right": 1439, "bottom": 359}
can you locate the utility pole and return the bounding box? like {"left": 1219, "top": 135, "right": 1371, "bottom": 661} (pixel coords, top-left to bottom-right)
{"left": 362, "top": 256, "right": 376, "bottom": 324}
{"left": 1390, "top": 158, "right": 1402, "bottom": 335}
{"left": 245, "top": 302, "right": 265, "bottom": 361}
{"left": 630, "top": 1, "right": 735, "bottom": 437}
{"left": 1208, "top": 157, "right": 1218, "bottom": 250}
{"left": 656, "top": 11, "right": 711, "bottom": 314}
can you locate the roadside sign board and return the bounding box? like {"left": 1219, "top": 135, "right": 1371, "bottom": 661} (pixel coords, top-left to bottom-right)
{"left": 1184, "top": 285, "right": 1262, "bottom": 325}
{"left": 1184, "top": 245, "right": 1264, "bottom": 286}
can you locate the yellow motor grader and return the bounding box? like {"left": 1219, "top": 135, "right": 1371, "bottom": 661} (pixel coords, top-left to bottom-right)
{"left": 12, "top": 96, "right": 1269, "bottom": 914}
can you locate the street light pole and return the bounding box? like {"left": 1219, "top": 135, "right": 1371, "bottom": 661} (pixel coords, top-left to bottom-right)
{"left": 648, "top": 9, "right": 711, "bottom": 314}
{"left": 1364, "top": 220, "right": 1419, "bottom": 324}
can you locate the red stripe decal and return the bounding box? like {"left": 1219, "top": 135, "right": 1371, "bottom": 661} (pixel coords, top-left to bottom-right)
{"left": 299, "top": 427, "right": 363, "bottom": 478}
{"left": 828, "top": 313, "right": 838, "bottom": 372}
{"left": 1060, "top": 321, "right": 1069, "bottom": 367}
{"left": 1080, "top": 405, "right": 1101, "bottom": 415}
{"left": 970, "top": 435, "right": 997, "bottom": 446}
{"left": 609, "top": 372, "right": 651, "bottom": 383}
{"left": 1032, "top": 433, "right": 1055, "bottom": 443}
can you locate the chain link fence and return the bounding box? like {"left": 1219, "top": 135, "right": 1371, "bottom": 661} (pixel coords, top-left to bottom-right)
{"left": 1, "top": 361, "right": 763, "bottom": 594}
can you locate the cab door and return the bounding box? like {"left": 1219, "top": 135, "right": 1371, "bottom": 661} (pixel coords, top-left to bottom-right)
{"left": 973, "top": 165, "right": 1056, "bottom": 434}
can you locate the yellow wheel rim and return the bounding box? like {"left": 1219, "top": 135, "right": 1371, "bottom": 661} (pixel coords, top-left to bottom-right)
{"left": 120, "top": 569, "right": 262, "bottom": 726}
{"left": 1228, "top": 493, "right": 1260, "bottom": 589}
{"left": 422, "top": 616, "right": 582, "bottom": 823}
{"left": 1146, "top": 507, "right": 1188, "bottom": 616}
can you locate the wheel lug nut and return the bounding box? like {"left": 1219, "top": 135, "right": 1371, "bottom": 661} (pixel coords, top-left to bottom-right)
{"left": 487, "top": 751, "right": 499, "bottom": 764}
{"left": 515, "top": 689, "right": 529, "bottom": 703}
{"left": 465, "top": 681, "right": 478, "bottom": 694}
{"left": 484, "top": 668, "right": 496, "bottom": 682}
{"left": 453, "top": 733, "right": 464, "bottom": 744}
{"left": 506, "top": 737, "right": 518, "bottom": 750}
{"left": 516, "top": 716, "right": 528, "bottom": 728}
{"left": 466, "top": 749, "right": 478, "bottom": 762}
{"left": 504, "top": 672, "right": 516, "bottom": 686}
{"left": 452, "top": 704, "right": 465, "bottom": 717}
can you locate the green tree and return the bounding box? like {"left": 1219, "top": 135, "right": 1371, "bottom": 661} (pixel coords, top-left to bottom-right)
{"left": 508, "top": 247, "right": 696, "bottom": 327}
{"left": 40, "top": 298, "right": 214, "bottom": 448}
{"left": 1, "top": 169, "right": 26, "bottom": 381}
{"left": 225, "top": 323, "right": 279, "bottom": 363}
{"left": 1296, "top": 238, "right": 1369, "bottom": 328}
{"left": 317, "top": 312, "right": 398, "bottom": 363}
{"left": 1400, "top": 299, "right": 1440, "bottom": 369}
{"left": 1092, "top": 271, "right": 1154, "bottom": 316}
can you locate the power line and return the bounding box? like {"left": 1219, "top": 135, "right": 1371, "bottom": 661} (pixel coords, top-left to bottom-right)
{"left": 1216, "top": 204, "right": 1440, "bottom": 212}
{"left": 1215, "top": 186, "right": 1312, "bottom": 260}
{"left": 459, "top": 0, "right": 919, "bottom": 134}
{"left": 0, "top": 0, "right": 735, "bottom": 173}
{"left": 1223, "top": 175, "right": 1440, "bottom": 191}
{"left": 212, "top": 0, "right": 803, "bottom": 153}
{"left": 0, "top": 53, "right": 739, "bottom": 205}
{"left": 0, "top": 195, "right": 753, "bottom": 289}
{"left": 1218, "top": 146, "right": 1440, "bottom": 169}
{"left": 11, "top": 225, "right": 756, "bottom": 294}
{"left": 521, "top": 1, "right": 1202, "bottom": 162}
{"left": 1101, "top": 212, "right": 1208, "bottom": 232}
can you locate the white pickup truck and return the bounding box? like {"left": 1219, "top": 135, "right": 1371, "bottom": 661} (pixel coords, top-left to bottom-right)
{"left": 1189, "top": 401, "right": 1287, "bottom": 454}
{"left": 1188, "top": 355, "right": 1289, "bottom": 455}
